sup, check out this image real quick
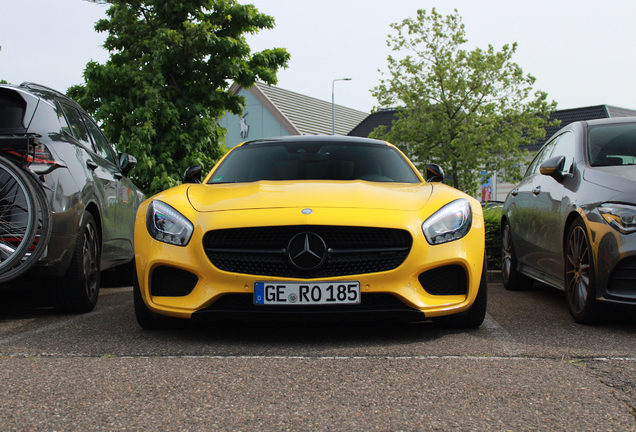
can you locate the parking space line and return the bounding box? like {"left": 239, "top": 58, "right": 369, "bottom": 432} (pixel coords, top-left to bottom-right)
{"left": 482, "top": 313, "right": 524, "bottom": 356}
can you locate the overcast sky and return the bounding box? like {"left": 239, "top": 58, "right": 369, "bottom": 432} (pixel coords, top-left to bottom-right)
{"left": 1, "top": 0, "right": 635, "bottom": 114}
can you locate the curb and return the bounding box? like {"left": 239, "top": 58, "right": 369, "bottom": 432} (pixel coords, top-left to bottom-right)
{"left": 487, "top": 270, "right": 502, "bottom": 283}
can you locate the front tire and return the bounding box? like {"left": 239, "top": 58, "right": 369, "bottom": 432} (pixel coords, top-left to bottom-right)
{"left": 52, "top": 211, "right": 100, "bottom": 313}
{"left": 501, "top": 220, "right": 534, "bottom": 291}
{"left": 434, "top": 256, "right": 488, "bottom": 328}
{"left": 133, "top": 263, "right": 184, "bottom": 330}
{"left": 565, "top": 218, "right": 604, "bottom": 324}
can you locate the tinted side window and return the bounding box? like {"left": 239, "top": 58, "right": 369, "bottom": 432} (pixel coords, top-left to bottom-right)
{"left": 550, "top": 132, "right": 575, "bottom": 173}
{"left": 526, "top": 138, "right": 557, "bottom": 176}
{"left": 54, "top": 103, "right": 72, "bottom": 136}
{"left": 83, "top": 114, "right": 117, "bottom": 166}
{"left": 0, "top": 89, "right": 27, "bottom": 132}
{"left": 59, "top": 103, "right": 92, "bottom": 150}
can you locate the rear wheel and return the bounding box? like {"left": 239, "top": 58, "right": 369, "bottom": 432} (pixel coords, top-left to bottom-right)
{"left": 52, "top": 211, "right": 100, "bottom": 313}
{"left": 434, "top": 255, "right": 487, "bottom": 328}
{"left": 565, "top": 218, "right": 605, "bottom": 324}
{"left": 0, "top": 156, "right": 37, "bottom": 277}
{"left": 501, "top": 220, "right": 534, "bottom": 291}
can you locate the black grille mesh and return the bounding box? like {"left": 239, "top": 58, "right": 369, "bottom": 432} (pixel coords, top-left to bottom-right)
{"left": 607, "top": 256, "right": 636, "bottom": 296}
{"left": 418, "top": 265, "right": 467, "bottom": 295}
{"left": 203, "top": 225, "right": 412, "bottom": 278}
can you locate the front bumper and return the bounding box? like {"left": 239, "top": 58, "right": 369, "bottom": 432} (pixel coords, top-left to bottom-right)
{"left": 134, "top": 205, "right": 485, "bottom": 320}
{"left": 190, "top": 292, "right": 426, "bottom": 322}
{"left": 587, "top": 214, "right": 636, "bottom": 305}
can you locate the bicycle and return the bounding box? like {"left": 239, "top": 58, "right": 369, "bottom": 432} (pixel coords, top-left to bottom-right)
{"left": 0, "top": 134, "right": 52, "bottom": 283}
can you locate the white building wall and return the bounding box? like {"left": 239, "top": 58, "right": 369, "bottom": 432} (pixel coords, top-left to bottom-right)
{"left": 219, "top": 88, "right": 290, "bottom": 148}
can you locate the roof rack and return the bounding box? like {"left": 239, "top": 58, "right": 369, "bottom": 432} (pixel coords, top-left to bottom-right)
{"left": 19, "top": 82, "right": 68, "bottom": 99}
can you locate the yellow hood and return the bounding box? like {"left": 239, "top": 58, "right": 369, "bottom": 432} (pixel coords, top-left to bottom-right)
{"left": 186, "top": 181, "right": 433, "bottom": 212}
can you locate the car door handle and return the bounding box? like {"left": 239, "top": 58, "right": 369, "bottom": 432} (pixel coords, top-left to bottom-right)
{"left": 511, "top": 188, "right": 519, "bottom": 197}
{"left": 86, "top": 160, "right": 98, "bottom": 171}
{"left": 532, "top": 186, "right": 541, "bottom": 195}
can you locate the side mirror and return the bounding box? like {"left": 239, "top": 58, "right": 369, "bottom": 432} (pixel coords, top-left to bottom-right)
{"left": 539, "top": 156, "right": 566, "bottom": 181}
{"left": 426, "top": 164, "right": 444, "bottom": 183}
{"left": 184, "top": 165, "right": 202, "bottom": 184}
{"left": 118, "top": 153, "right": 137, "bottom": 177}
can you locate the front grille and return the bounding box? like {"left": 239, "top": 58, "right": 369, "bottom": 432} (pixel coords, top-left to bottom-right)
{"left": 607, "top": 256, "right": 636, "bottom": 296}
{"left": 203, "top": 226, "right": 412, "bottom": 278}
{"left": 151, "top": 266, "right": 198, "bottom": 297}
{"left": 418, "top": 265, "right": 467, "bottom": 295}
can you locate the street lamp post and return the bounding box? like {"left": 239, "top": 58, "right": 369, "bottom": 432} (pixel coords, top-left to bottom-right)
{"left": 332, "top": 78, "right": 352, "bottom": 135}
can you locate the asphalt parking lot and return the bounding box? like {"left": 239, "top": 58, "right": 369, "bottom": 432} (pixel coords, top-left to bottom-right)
{"left": 0, "top": 275, "right": 634, "bottom": 431}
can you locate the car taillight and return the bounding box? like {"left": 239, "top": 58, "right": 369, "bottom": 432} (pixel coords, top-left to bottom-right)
{"left": 30, "top": 143, "right": 63, "bottom": 174}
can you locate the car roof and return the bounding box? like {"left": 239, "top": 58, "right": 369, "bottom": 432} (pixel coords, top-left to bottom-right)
{"left": 0, "top": 82, "right": 84, "bottom": 112}
{"left": 583, "top": 116, "right": 636, "bottom": 127}
{"left": 239, "top": 135, "right": 390, "bottom": 147}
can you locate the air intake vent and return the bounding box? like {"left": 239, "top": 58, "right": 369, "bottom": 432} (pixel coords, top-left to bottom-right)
{"left": 151, "top": 266, "right": 198, "bottom": 297}
{"left": 418, "top": 265, "right": 467, "bottom": 295}
{"left": 607, "top": 256, "right": 636, "bottom": 296}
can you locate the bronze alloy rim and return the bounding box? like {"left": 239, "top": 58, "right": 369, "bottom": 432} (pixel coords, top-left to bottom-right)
{"left": 501, "top": 224, "right": 513, "bottom": 284}
{"left": 565, "top": 225, "right": 590, "bottom": 314}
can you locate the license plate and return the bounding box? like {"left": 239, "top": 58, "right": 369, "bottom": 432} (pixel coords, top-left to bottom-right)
{"left": 254, "top": 281, "right": 361, "bottom": 305}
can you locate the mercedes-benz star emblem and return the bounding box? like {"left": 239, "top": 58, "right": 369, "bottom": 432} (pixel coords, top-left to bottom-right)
{"left": 287, "top": 232, "right": 327, "bottom": 271}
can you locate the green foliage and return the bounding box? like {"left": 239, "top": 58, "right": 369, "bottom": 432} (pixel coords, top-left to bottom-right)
{"left": 483, "top": 207, "right": 502, "bottom": 270}
{"left": 0, "top": 80, "right": 7, "bottom": 84}
{"left": 68, "top": 0, "right": 290, "bottom": 195}
{"left": 371, "top": 9, "right": 559, "bottom": 195}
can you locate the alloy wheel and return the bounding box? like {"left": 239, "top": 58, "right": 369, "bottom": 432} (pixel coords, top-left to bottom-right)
{"left": 565, "top": 224, "right": 590, "bottom": 314}
{"left": 502, "top": 224, "right": 513, "bottom": 283}
{"left": 82, "top": 222, "right": 99, "bottom": 300}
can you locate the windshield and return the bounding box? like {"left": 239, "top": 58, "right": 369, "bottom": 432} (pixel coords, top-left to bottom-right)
{"left": 588, "top": 122, "right": 636, "bottom": 166}
{"left": 208, "top": 141, "right": 421, "bottom": 184}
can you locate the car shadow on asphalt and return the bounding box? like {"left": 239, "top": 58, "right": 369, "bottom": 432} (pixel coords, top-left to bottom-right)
{"left": 511, "top": 282, "right": 636, "bottom": 328}
{"left": 0, "top": 269, "right": 130, "bottom": 321}
{"left": 0, "top": 276, "right": 58, "bottom": 320}
{"left": 163, "top": 318, "right": 489, "bottom": 348}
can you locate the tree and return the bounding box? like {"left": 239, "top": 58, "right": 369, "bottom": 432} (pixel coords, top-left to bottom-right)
{"left": 69, "top": 0, "right": 290, "bottom": 195}
{"left": 371, "top": 9, "right": 558, "bottom": 194}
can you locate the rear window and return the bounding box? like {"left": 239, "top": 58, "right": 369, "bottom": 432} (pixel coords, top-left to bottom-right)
{"left": 0, "top": 88, "right": 27, "bottom": 133}
{"left": 209, "top": 141, "right": 421, "bottom": 184}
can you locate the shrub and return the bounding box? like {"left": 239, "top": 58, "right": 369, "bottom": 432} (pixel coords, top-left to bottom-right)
{"left": 483, "top": 208, "right": 502, "bottom": 270}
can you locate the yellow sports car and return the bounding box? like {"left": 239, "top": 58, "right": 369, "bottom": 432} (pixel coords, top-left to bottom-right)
{"left": 133, "top": 136, "right": 487, "bottom": 329}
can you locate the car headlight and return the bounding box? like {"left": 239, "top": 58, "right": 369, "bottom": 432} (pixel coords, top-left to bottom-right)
{"left": 598, "top": 203, "right": 636, "bottom": 234}
{"left": 146, "top": 200, "right": 194, "bottom": 246}
{"left": 422, "top": 199, "right": 472, "bottom": 245}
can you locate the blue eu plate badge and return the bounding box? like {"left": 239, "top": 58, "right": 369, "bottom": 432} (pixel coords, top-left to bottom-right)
{"left": 254, "top": 282, "right": 265, "bottom": 304}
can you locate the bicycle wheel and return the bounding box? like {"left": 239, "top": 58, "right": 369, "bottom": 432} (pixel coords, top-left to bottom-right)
{"left": 0, "top": 169, "right": 52, "bottom": 283}
{"left": 0, "top": 155, "right": 38, "bottom": 275}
